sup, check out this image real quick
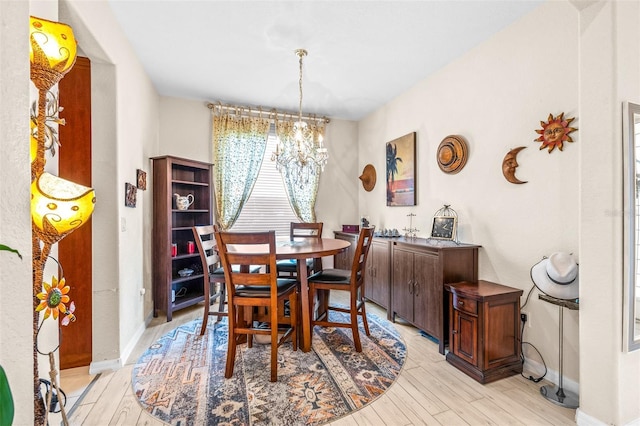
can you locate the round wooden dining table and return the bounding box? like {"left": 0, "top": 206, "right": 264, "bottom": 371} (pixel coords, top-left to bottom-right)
{"left": 218, "top": 236, "right": 351, "bottom": 352}
{"left": 275, "top": 238, "right": 351, "bottom": 352}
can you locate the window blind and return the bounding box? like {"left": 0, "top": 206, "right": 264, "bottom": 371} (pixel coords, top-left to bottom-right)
{"left": 230, "top": 131, "right": 299, "bottom": 236}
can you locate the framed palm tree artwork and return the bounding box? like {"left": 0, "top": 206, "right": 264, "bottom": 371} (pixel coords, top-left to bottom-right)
{"left": 386, "top": 132, "right": 416, "bottom": 206}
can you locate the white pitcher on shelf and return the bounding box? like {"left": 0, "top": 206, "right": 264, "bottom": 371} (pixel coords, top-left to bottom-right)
{"left": 174, "top": 193, "right": 194, "bottom": 210}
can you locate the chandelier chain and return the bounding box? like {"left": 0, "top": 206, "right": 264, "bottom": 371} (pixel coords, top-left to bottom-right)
{"left": 272, "top": 48, "right": 328, "bottom": 188}
{"left": 297, "top": 49, "right": 306, "bottom": 124}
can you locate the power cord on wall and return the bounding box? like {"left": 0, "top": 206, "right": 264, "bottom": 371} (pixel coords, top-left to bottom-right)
{"left": 520, "top": 283, "right": 547, "bottom": 383}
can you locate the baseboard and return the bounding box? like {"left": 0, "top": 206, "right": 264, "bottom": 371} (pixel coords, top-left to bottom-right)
{"left": 121, "top": 317, "right": 148, "bottom": 365}
{"left": 575, "top": 407, "right": 640, "bottom": 425}
{"left": 89, "top": 358, "right": 122, "bottom": 374}
{"left": 575, "top": 408, "right": 604, "bottom": 425}
{"left": 88, "top": 312, "right": 153, "bottom": 375}
{"left": 523, "top": 357, "right": 579, "bottom": 396}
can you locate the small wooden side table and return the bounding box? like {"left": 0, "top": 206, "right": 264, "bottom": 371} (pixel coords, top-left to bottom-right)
{"left": 538, "top": 294, "right": 579, "bottom": 408}
{"left": 445, "top": 280, "right": 523, "bottom": 383}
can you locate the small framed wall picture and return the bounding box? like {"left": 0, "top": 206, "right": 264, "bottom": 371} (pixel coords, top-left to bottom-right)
{"left": 136, "top": 169, "right": 147, "bottom": 190}
{"left": 430, "top": 216, "right": 457, "bottom": 240}
{"left": 125, "top": 182, "right": 137, "bottom": 208}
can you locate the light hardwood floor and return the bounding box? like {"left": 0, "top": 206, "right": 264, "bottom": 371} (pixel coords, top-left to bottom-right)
{"left": 58, "top": 292, "right": 577, "bottom": 425}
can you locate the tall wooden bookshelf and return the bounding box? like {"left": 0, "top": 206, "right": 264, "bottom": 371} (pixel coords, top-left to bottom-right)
{"left": 151, "top": 155, "right": 213, "bottom": 321}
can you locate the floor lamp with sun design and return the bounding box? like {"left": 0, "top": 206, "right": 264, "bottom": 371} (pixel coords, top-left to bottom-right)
{"left": 29, "top": 16, "right": 96, "bottom": 425}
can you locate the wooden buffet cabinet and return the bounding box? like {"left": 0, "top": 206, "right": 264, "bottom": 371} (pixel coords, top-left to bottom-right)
{"left": 390, "top": 238, "right": 480, "bottom": 354}
{"left": 333, "top": 232, "right": 480, "bottom": 352}
{"left": 333, "top": 232, "right": 392, "bottom": 318}
{"left": 445, "top": 280, "right": 523, "bottom": 383}
{"left": 151, "top": 155, "right": 213, "bottom": 321}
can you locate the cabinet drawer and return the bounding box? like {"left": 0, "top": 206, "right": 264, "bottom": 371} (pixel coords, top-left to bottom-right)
{"left": 452, "top": 294, "right": 477, "bottom": 315}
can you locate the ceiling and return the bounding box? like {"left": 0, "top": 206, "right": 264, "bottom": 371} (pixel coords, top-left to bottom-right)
{"left": 107, "top": 1, "right": 542, "bottom": 121}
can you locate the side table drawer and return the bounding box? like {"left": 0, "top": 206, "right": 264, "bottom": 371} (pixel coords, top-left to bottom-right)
{"left": 452, "top": 293, "right": 477, "bottom": 315}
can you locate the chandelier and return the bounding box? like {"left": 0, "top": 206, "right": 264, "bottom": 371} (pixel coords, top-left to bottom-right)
{"left": 272, "top": 49, "right": 328, "bottom": 186}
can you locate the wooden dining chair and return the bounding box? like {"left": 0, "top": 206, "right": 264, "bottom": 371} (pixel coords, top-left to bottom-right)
{"left": 192, "top": 225, "right": 228, "bottom": 335}
{"left": 307, "top": 226, "right": 375, "bottom": 352}
{"left": 276, "top": 222, "right": 324, "bottom": 277}
{"left": 215, "top": 230, "right": 298, "bottom": 382}
{"left": 193, "top": 225, "right": 262, "bottom": 335}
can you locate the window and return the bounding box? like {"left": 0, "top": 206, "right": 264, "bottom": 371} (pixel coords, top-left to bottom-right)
{"left": 230, "top": 130, "right": 299, "bottom": 236}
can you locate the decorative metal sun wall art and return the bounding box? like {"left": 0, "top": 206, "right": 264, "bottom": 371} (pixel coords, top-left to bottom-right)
{"left": 535, "top": 112, "right": 577, "bottom": 153}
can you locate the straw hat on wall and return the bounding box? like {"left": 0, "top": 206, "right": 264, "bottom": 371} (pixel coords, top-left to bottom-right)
{"left": 436, "top": 135, "right": 468, "bottom": 174}
{"left": 359, "top": 164, "right": 377, "bottom": 192}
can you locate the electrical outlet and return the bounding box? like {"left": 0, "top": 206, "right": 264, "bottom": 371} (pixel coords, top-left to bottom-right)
{"left": 521, "top": 312, "right": 528, "bottom": 327}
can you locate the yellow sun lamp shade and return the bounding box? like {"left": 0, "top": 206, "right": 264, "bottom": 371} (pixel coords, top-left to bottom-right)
{"left": 29, "top": 16, "right": 77, "bottom": 89}
{"left": 31, "top": 172, "right": 95, "bottom": 241}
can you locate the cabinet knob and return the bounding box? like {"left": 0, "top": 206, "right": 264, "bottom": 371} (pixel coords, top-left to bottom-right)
{"left": 458, "top": 301, "right": 464, "bottom": 306}
{"left": 452, "top": 329, "right": 458, "bottom": 334}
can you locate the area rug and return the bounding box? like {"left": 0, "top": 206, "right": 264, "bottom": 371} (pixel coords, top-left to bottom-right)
{"left": 132, "top": 310, "right": 406, "bottom": 425}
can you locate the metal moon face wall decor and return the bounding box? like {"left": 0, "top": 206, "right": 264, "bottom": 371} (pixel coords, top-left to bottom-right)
{"left": 535, "top": 112, "right": 577, "bottom": 153}
{"left": 502, "top": 146, "right": 528, "bottom": 184}
{"left": 386, "top": 132, "right": 416, "bottom": 206}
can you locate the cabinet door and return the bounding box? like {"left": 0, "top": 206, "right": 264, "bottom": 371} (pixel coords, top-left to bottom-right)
{"left": 366, "top": 240, "right": 390, "bottom": 308}
{"left": 451, "top": 309, "right": 478, "bottom": 366}
{"left": 365, "top": 242, "right": 375, "bottom": 300}
{"left": 392, "top": 248, "right": 414, "bottom": 322}
{"left": 413, "top": 251, "right": 440, "bottom": 337}
{"left": 334, "top": 232, "right": 357, "bottom": 269}
{"left": 483, "top": 300, "right": 520, "bottom": 370}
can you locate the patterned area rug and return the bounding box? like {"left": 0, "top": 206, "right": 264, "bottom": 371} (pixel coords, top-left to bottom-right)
{"left": 132, "top": 311, "right": 406, "bottom": 425}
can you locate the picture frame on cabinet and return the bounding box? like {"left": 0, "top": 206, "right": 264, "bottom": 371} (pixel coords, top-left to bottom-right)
{"left": 125, "top": 182, "right": 137, "bottom": 207}
{"left": 430, "top": 216, "right": 456, "bottom": 240}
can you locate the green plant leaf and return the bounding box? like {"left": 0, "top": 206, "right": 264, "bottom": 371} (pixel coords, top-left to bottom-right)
{"left": 0, "top": 365, "right": 14, "bottom": 426}
{"left": 0, "top": 244, "right": 22, "bottom": 260}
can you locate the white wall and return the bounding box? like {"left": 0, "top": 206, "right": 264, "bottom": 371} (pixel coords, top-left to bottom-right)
{"left": 159, "top": 97, "right": 359, "bottom": 241}
{"left": 578, "top": 1, "right": 640, "bottom": 425}
{"left": 360, "top": 0, "right": 580, "bottom": 385}
{"left": 359, "top": 1, "right": 640, "bottom": 424}
{"left": 59, "top": 0, "right": 160, "bottom": 369}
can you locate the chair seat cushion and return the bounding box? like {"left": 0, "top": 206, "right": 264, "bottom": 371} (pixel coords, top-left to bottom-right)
{"left": 308, "top": 268, "right": 351, "bottom": 285}
{"left": 235, "top": 278, "right": 297, "bottom": 297}
{"left": 276, "top": 258, "right": 314, "bottom": 273}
